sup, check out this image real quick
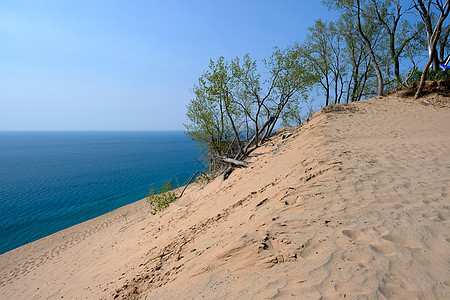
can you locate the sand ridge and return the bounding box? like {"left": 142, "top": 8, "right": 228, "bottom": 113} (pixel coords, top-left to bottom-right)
{"left": 1, "top": 93, "right": 449, "bottom": 299}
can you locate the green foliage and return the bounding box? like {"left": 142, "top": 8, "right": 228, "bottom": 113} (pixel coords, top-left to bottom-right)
{"left": 407, "top": 67, "right": 450, "bottom": 83}
{"left": 407, "top": 67, "right": 423, "bottom": 83}
{"left": 122, "top": 211, "right": 130, "bottom": 221}
{"left": 147, "top": 181, "right": 177, "bottom": 215}
{"left": 321, "top": 0, "right": 428, "bottom": 98}
{"left": 303, "top": 19, "right": 350, "bottom": 105}
{"left": 184, "top": 56, "right": 245, "bottom": 168}
{"left": 425, "top": 69, "right": 450, "bottom": 81}
{"left": 280, "top": 100, "right": 303, "bottom": 127}
{"left": 185, "top": 46, "right": 316, "bottom": 171}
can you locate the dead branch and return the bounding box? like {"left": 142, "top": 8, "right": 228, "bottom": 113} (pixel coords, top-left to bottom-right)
{"left": 217, "top": 156, "right": 249, "bottom": 168}
{"left": 177, "top": 171, "right": 207, "bottom": 199}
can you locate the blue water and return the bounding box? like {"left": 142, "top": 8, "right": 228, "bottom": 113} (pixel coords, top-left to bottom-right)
{"left": 0, "top": 131, "right": 203, "bottom": 255}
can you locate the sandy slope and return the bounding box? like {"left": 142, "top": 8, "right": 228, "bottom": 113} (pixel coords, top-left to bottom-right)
{"left": 1, "top": 93, "right": 449, "bottom": 299}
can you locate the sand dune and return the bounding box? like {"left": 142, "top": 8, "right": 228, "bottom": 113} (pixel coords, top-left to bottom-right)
{"left": 1, "top": 93, "right": 449, "bottom": 299}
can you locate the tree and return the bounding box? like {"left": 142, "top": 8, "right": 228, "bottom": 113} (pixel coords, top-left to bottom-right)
{"left": 185, "top": 46, "right": 315, "bottom": 171}
{"left": 206, "top": 58, "right": 245, "bottom": 157}
{"left": 340, "top": 16, "right": 375, "bottom": 102}
{"left": 185, "top": 58, "right": 243, "bottom": 170}
{"left": 413, "top": 0, "right": 450, "bottom": 98}
{"left": 324, "top": 0, "right": 387, "bottom": 96}
{"left": 303, "top": 20, "right": 346, "bottom": 106}
{"left": 228, "top": 46, "right": 316, "bottom": 157}
{"left": 230, "top": 54, "right": 269, "bottom": 149}
{"left": 403, "top": 25, "right": 429, "bottom": 86}
{"left": 368, "top": 0, "right": 419, "bottom": 85}
{"left": 261, "top": 45, "right": 316, "bottom": 139}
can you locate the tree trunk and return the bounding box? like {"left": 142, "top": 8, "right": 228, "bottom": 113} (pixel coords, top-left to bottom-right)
{"left": 394, "top": 56, "right": 400, "bottom": 84}
{"left": 224, "top": 100, "right": 243, "bottom": 157}
{"left": 356, "top": 0, "right": 384, "bottom": 97}
{"left": 373, "top": 59, "right": 385, "bottom": 97}
{"left": 241, "top": 116, "right": 274, "bottom": 157}
{"left": 415, "top": 0, "right": 450, "bottom": 97}
{"left": 415, "top": 0, "right": 450, "bottom": 70}
{"left": 415, "top": 54, "right": 433, "bottom": 99}
{"left": 260, "top": 116, "right": 277, "bottom": 142}
{"left": 254, "top": 114, "right": 259, "bottom": 148}
{"left": 439, "top": 26, "right": 450, "bottom": 62}
{"left": 389, "top": 34, "right": 401, "bottom": 84}
{"left": 433, "top": 54, "right": 441, "bottom": 70}
{"left": 415, "top": 34, "right": 439, "bottom": 98}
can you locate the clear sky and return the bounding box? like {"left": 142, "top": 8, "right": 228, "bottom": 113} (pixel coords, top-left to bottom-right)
{"left": 0, "top": 0, "right": 337, "bottom": 130}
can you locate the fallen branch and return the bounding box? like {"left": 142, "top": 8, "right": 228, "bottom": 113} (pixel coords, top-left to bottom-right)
{"left": 177, "top": 171, "right": 207, "bottom": 199}
{"left": 217, "top": 156, "right": 249, "bottom": 168}
{"left": 282, "top": 132, "right": 293, "bottom": 139}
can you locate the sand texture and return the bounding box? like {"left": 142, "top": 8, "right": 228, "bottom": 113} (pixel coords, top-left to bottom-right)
{"left": 1, "top": 93, "right": 449, "bottom": 299}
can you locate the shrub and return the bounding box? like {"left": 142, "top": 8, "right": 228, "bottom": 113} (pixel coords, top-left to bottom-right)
{"left": 147, "top": 181, "right": 177, "bottom": 215}
{"left": 407, "top": 67, "right": 422, "bottom": 83}
{"left": 407, "top": 67, "right": 450, "bottom": 84}
{"left": 426, "top": 68, "right": 450, "bottom": 81}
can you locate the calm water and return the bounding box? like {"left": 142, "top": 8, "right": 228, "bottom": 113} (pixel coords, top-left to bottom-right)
{"left": 0, "top": 131, "right": 203, "bottom": 255}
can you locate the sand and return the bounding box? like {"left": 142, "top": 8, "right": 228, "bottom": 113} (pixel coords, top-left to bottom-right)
{"left": 1, "top": 93, "right": 449, "bottom": 299}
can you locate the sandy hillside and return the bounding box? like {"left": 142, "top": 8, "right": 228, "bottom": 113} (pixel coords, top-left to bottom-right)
{"left": 1, "top": 92, "right": 449, "bottom": 299}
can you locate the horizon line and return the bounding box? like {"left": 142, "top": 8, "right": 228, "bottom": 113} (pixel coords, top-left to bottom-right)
{"left": 0, "top": 129, "right": 187, "bottom": 132}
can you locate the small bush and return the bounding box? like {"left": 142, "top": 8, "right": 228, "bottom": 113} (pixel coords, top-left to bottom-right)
{"left": 426, "top": 68, "right": 450, "bottom": 81}
{"left": 407, "top": 67, "right": 450, "bottom": 84}
{"left": 407, "top": 67, "right": 422, "bottom": 83}
{"left": 147, "top": 181, "right": 177, "bottom": 215}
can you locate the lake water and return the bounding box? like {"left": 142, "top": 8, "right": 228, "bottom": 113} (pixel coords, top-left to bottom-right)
{"left": 0, "top": 131, "right": 203, "bottom": 255}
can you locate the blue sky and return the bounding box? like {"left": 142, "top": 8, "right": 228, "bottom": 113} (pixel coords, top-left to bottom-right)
{"left": 0, "top": 0, "right": 337, "bottom": 130}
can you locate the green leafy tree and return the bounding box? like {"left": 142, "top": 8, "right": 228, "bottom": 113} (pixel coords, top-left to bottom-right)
{"left": 303, "top": 19, "right": 347, "bottom": 106}
{"left": 367, "top": 0, "right": 420, "bottom": 85}
{"left": 324, "top": 0, "right": 387, "bottom": 96}
{"left": 262, "top": 45, "right": 317, "bottom": 138}
{"left": 185, "top": 57, "right": 246, "bottom": 169}
{"left": 339, "top": 16, "right": 375, "bottom": 102}
{"left": 185, "top": 45, "right": 316, "bottom": 171}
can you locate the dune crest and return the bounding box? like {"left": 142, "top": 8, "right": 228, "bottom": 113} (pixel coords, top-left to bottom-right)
{"left": 1, "top": 93, "right": 449, "bottom": 299}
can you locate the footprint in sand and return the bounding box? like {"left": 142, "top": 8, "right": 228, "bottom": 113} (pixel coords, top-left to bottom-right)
{"left": 280, "top": 194, "right": 300, "bottom": 206}
{"left": 372, "top": 226, "right": 389, "bottom": 236}
{"left": 342, "top": 230, "right": 373, "bottom": 244}
{"left": 422, "top": 211, "right": 446, "bottom": 222}
{"left": 381, "top": 235, "right": 422, "bottom": 249}
{"left": 369, "top": 243, "right": 398, "bottom": 256}
{"left": 342, "top": 246, "right": 373, "bottom": 263}
{"left": 342, "top": 228, "right": 401, "bottom": 256}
